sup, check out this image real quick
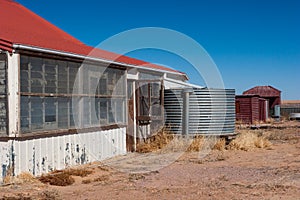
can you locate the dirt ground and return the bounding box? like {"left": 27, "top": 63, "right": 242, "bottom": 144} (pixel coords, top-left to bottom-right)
{"left": 1, "top": 122, "right": 299, "bottom": 200}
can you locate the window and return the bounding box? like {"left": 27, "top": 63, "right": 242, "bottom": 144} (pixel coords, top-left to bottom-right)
{"left": 137, "top": 81, "right": 163, "bottom": 125}
{"left": 20, "top": 55, "right": 126, "bottom": 133}
{"left": 0, "top": 54, "right": 7, "bottom": 135}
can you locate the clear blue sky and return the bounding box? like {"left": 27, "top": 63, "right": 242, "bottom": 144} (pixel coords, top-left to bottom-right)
{"left": 16, "top": 0, "right": 300, "bottom": 100}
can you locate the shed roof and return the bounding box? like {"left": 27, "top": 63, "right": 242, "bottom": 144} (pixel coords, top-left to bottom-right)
{"left": 243, "top": 86, "right": 281, "bottom": 97}
{"left": 0, "top": 0, "right": 185, "bottom": 76}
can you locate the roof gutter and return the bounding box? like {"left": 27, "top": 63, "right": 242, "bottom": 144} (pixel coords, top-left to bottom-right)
{"left": 164, "top": 77, "right": 204, "bottom": 89}
{"left": 12, "top": 44, "right": 189, "bottom": 80}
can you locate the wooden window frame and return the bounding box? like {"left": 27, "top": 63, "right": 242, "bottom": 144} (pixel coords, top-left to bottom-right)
{"left": 19, "top": 55, "right": 126, "bottom": 134}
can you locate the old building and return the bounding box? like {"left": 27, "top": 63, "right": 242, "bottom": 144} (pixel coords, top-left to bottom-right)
{"left": 0, "top": 0, "right": 235, "bottom": 181}
{"left": 235, "top": 95, "right": 268, "bottom": 124}
{"left": 235, "top": 85, "right": 281, "bottom": 124}
{"left": 243, "top": 85, "right": 281, "bottom": 116}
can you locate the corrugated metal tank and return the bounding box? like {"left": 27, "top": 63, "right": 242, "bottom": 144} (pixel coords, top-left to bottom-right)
{"left": 164, "top": 88, "right": 235, "bottom": 135}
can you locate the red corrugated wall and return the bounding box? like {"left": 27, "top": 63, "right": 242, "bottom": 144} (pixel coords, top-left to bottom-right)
{"left": 259, "top": 98, "right": 268, "bottom": 121}
{"left": 236, "top": 95, "right": 262, "bottom": 124}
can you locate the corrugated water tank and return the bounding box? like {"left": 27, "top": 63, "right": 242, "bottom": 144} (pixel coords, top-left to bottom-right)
{"left": 164, "top": 88, "right": 235, "bottom": 135}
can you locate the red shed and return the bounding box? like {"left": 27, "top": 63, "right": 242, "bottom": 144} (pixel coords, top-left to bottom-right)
{"left": 243, "top": 86, "right": 281, "bottom": 116}
{"left": 236, "top": 95, "right": 268, "bottom": 124}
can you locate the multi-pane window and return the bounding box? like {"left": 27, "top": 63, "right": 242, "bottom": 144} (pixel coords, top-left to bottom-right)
{"left": 20, "top": 55, "right": 126, "bottom": 133}
{"left": 136, "top": 80, "right": 164, "bottom": 133}
{"left": 0, "top": 54, "right": 7, "bottom": 135}
{"left": 137, "top": 81, "right": 163, "bottom": 123}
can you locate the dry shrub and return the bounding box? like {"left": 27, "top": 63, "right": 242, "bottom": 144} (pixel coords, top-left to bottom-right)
{"left": 129, "top": 173, "right": 145, "bottom": 181}
{"left": 255, "top": 137, "right": 272, "bottom": 148}
{"left": 93, "top": 175, "right": 109, "bottom": 182}
{"left": 187, "top": 136, "right": 204, "bottom": 152}
{"left": 2, "top": 166, "right": 14, "bottom": 185}
{"left": 39, "top": 189, "right": 61, "bottom": 200}
{"left": 39, "top": 172, "right": 75, "bottom": 186}
{"left": 135, "top": 128, "right": 228, "bottom": 153}
{"left": 82, "top": 175, "right": 109, "bottom": 184}
{"left": 38, "top": 168, "right": 93, "bottom": 186}
{"left": 136, "top": 127, "right": 174, "bottom": 153}
{"left": 159, "top": 136, "right": 193, "bottom": 153}
{"left": 228, "top": 131, "right": 271, "bottom": 151}
{"left": 0, "top": 194, "right": 32, "bottom": 200}
{"left": 213, "top": 138, "right": 226, "bottom": 151}
{"left": 266, "top": 118, "right": 275, "bottom": 124}
{"left": 82, "top": 179, "right": 92, "bottom": 184}
{"left": 263, "top": 129, "right": 296, "bottom": 141}
{"left": 65, "top": 168, "right": 93, "bottom": 177}
{"left": 16, "top": 172, "right": 37, "bottom": 184}
{"left": 97, "top": 165, "right": 110, "bottom": 172}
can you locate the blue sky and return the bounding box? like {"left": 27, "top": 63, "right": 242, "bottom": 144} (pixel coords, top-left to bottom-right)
{"left": 16, "top": 0, "right": 300, "bottom": 99}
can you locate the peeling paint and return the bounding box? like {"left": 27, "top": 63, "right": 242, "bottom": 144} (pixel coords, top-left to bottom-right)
{"left": 80, "top": 146, "right": 87, "bottom": 164}
{"left": 1, "top": 128, "right": 126, "bottom": 183}
{"left": 1, "top": 164, "right": 6, "bottom": 178}
{"left": 32, "top": 146, "right": 35, "bottom": 175}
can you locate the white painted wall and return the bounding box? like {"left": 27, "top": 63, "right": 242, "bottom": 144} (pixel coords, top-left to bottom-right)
{"left": 7, "top": 53, "right": 20, "bottom": 137}
{"left": 0, "top": 127, "right": 126, "bottom": 182}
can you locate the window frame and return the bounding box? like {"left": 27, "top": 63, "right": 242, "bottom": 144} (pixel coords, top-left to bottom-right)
{"left": 19, "top": 54, "right": 127, "bottom": 135}
{"left": 136, "top": 80, "right": 164, "bottom": 125}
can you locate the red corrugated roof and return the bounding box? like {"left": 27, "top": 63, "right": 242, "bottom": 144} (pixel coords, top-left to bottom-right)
{"left": 0, "top": 0, "right": 185, "bottom": 75}
{"left": 243, "top": 86, "right": 281, "bottom": 97}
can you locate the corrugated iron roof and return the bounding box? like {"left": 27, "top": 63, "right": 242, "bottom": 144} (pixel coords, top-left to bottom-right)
{"left": 243, "top": 85, "right": 281, "bottom": 97}
{"left": 0, "top": 0, "right": 185, "bottom": 75}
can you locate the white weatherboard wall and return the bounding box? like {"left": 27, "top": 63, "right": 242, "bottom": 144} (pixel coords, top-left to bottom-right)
{"left": 0, "top": 128, "right": 126, "bottom": 182}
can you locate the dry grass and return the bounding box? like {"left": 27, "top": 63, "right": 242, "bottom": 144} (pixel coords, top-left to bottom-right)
{"left": 97, "top": 165, "right": 111, "bottom": 172}
{"left": 228, "top": 131, "right": 272, "bottom": 151}
{"left": 93, "top": 175, "right": 109, "bottom": 182}
{"left": 187, "top": 136, "right": 204, "bottom": 152}
{"left": 64, "top": 168, "right": 93, "bottom": 177}
{"left": 263, "top": 129, "right": 298, "bottom": 141}
{"left": 129, "top": 173, "right": 145, "bottom": 181}
{"left": 81, "top": 175, "right": 110, "bottom": 184}
{"left": 265, "top": 118, "right": 275, "bottom": 124}
{"left": 213, "top": 138, "right": 226, "bottom": 151}
{"left": 2, "top": 167, "right": 14, "bottom": 185}
{"left": 39, "top": 189, "right": 61, "bottom": 200}
{"left": 16, "top": 172, "right": 38, "bottom": 184}
{"left": 0, "top": 194, "right": 32, "bottom": 200}
{"left": 38, "top": 168, "right": 93, "bottom": 186}
{"left": 38, "top": 172, "right": 75, "bottom": 186}
{"left": 82, "top": 179, "right": 92, "bottom": 184}
{"left": 136, "top": 127, "right": 228, "bottom": 153}
{"left": 136, "top": 127, "right": 174, "bottom": 153}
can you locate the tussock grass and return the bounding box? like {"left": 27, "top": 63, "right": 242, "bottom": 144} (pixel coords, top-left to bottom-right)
{"left": 38, "top": 168, "right": 93, "bottom": 186}
{"left": 136, "top": 127, "right": 174, "bottom": 153}
{"left": 16, "top": 172, "right": 38, "bottom": 184}
{"left": 228, "top": 131, "right": 272, "bottom": 151}
{"left": 136, "top": 127, "right": 228, "bottom": 153}
{"left": 64, "top": 168, "right": 93, "bottom": 177}
{"left": 187, "top": 136, "right": 204, "bottom": 152}
{"left": 213, "top": 138, "right": 226, "bottom": 151}
{"left": 38, "top": 172, "right": 75, "bottom": 186}
{"left": 82, "top": 175, "right": 110, "bottom": 184}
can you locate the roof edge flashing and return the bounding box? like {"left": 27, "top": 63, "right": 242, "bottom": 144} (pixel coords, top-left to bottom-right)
{"left": 12, "top": 44, "right": 188, "bottom": 79}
